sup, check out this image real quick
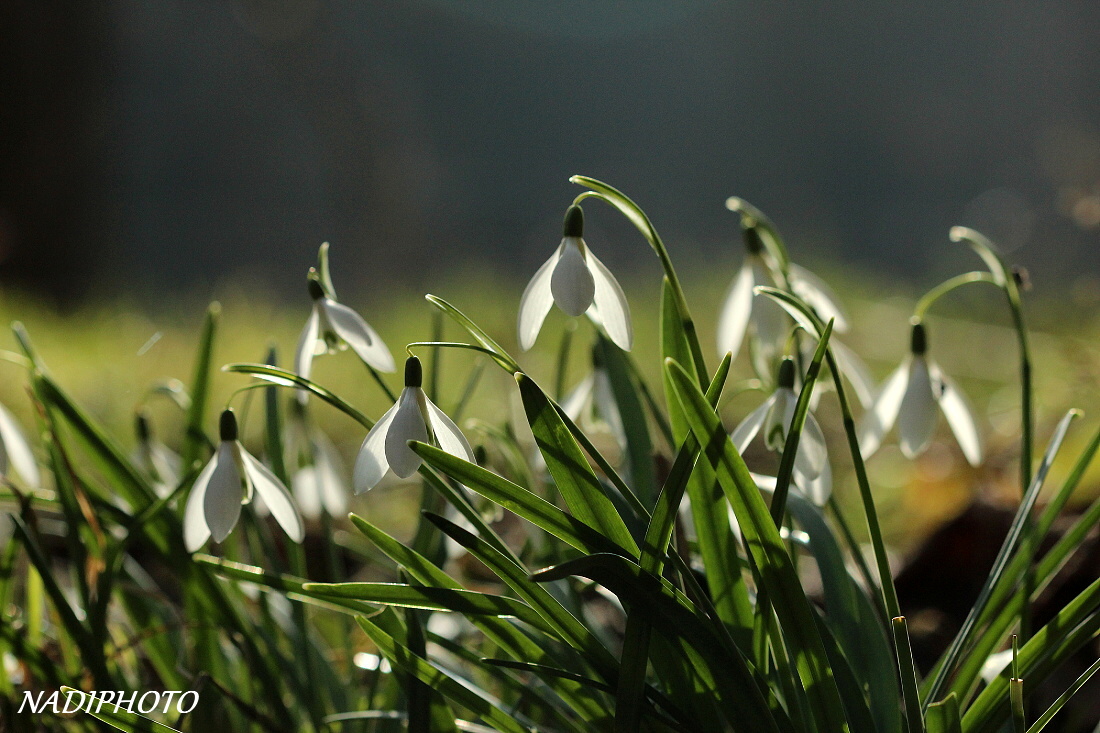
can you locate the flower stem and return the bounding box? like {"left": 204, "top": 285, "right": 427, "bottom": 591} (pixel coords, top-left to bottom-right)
{"left": 912, "top": 271, "right": 999, "bottom": 319}
{"left": 569, "top": 177, "right": 709, "bottom": 385}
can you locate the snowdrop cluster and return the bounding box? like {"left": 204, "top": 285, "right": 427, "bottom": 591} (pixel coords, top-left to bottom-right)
{"left": 167, "top": 197, "right": 988, "bottom": 551}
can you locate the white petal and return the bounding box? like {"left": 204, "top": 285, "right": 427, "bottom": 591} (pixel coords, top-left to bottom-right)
{"left": 203, "top": 442, "right": 244, "bottom": 544}
{"left": 292, "top": 466, "right": 324, "bottom": 520}
{"left": 980, "top": 649, "right": 1014, "bottom": 684}
{"left": 0, "top": 402, "right": 39, "bottom": 487}
{"left": 183, "top": 451, "right": 221, "bottom": 552}
{"left": 517, "top": 246, "right": 560, "bottom": 351}
{"left": 858, "top": 361, "right": 909, "bottom": 459}
{"left": 793, "top": 411, "right": 828, "bottom": 481}
{"left": 731, "top": 394, "right": 775, "bottom": 452}
{"left": 295, "top": 306, "right": 321, "bottom": 387}
{"left": 425, "top": 397, "right": 473, "bottom": 462}
{"left": 937, "top": 370, "right": 983, "bottom": 466}
{"left": 898, "top": 357, "right": 938, "bottom": 459}
{"left": 353, "top": 400, "right": 400, "bottom": 494}
{"left": 321, "top": 298, "right": 395, "bottom": 373}
{"left": 242, "top": 450, "right": 304, "bottom": 543}
{"left": 585, "top": 248, "right": 633, "bottom": 351}
{"left": 559, "top": 374, "right": 595, "bottom": 422}
{"left": 749, "top": 262, "right": 789, "bottom": 352}
{"left": 715, "top": 261, "right": 755, "bottom": 360}
{"left": 794, "top": 460, "right": 832, "bottom": 505}
{"left": 830, "top": 340, "right": 877, "bottom": 409}
{"left": 789, "top": 264, "right": 850, "bottom": 332}
{"left": 551, "top": 238, "right": 596, "bottom": 317}
{"left": 385, "top": 388, "right": 429, "bottom": 479}
{"left": 764, "top": 388, "right": 796, "bottom": 452}
{"left": 592, "top": 369, "right": 626, "bottom": 447}
{"left": 313, "top": 429, "right": 349, "bottom": 516}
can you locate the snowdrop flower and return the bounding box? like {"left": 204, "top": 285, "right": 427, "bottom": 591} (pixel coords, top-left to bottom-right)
{"left": 132, "top": 412, "right": 181, "bottom": 497}
{"left": 0, "top": 400, "right": 40, "bottom": 487}
{"left": 353, "top": 356, "right": 474, "bottom": 492}
{"left": 717, "top": 221, "right": 849, "bottom": 363}
{"left": 285, "top": 402, "right": 348, "bottom": 520}
{"left": 184, "top": 409, "right": 304, "bottom": 551}
{"left": 730, "top": 357, "right": 831, "bottom": 502}
{"left": 560, "top": 347, "right": 625, "bottom": 450}
{"left": 517, "top": 204, "right": 633, "bottom": 352}
{"left": 858, "top": 323, "right": 982, "bottom": 465}
{"left": 296, "top": 279, "right": 395, "bottom": 400}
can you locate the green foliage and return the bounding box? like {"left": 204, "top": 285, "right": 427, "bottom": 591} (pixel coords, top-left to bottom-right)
{"left": 2, "top": 178, "right": 1099, "bottom": 732}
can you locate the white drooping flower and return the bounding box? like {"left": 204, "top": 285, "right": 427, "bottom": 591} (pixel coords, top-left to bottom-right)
{"left": 296, "top": 278, "right": 395, "bottom": 401}
{"left": 517, "top": 204, "right": 633, "bottom": 352}
{"left": 353, "top": 357, "right": 474, "bottom": 493}
{"left": 858, "top": 322, "right": 982, "bottom": 465}
{"left": 560, "top": 348, "right": 625, "bottom": 450}
{"left": 183, "top": 409, "right": 304, "bottom": 551}
{"left": 716, "top": 222, "right": 848, "bottom": 364}
{"left": 131, "top": 412, "right": 181, "bottom": 498}
{"left": 0, "top": 400, "right": 40, "bottom": 487}
{"left": 285, "top": 402, "right": 348, "bottom": 520}
{"left": 730, "top": 357, "right": 832, "bottom": 504}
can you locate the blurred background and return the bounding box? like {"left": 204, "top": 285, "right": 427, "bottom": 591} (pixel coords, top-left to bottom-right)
{"left": 2, "top": 1, "right": 1100, "bottom": 549}
{"left": 3, "top": 1, "right": 1100, "bottom": 302}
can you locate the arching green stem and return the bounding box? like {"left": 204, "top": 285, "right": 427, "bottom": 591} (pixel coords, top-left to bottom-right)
{"left": 913, "top": 271, "right": 1000, "bottom": 320}
{"left": 570, "top": 177, "right": 708, "bottom": 385}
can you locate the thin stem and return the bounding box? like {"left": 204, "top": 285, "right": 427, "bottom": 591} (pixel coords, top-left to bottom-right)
{"left": 913, "top": 271, "right": 999, "bottom": 319}
{"left": 570, "top": 182, "right": 709, "bottom": 385}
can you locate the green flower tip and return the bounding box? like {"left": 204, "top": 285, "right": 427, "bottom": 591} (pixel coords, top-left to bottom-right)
{"left": 404, "top": 356, "right": 423, "bottom": 388}
{"left": 563, "top": 205, "right": 584, "bottom": 238}
{"left": 135, "top": 411, "right": 151, "bottom": 443}
{"left": 742, "top": 222, "right": 765, "bottom": 254}
{"left": 219, "top": 409, "right": 238, "bottom": 442}
{"left": 777, "top": 357, "right": 796, "bottom": 388}
{"left": 307, "top": 278, "right": 325, "bottom": 301}
{"left": 910, "top": 322, "right": 927, "bottom": 355}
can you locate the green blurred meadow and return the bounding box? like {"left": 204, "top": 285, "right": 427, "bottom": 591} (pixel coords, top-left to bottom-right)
{"left": 3, "top": 256, "right": 1098, "bottom": 553}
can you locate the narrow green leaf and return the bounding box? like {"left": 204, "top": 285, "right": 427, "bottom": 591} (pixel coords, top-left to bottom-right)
{"left": 517, "top": 374, "right": 639, "bottom": 556}
{"left": 666, "top": 358, "right": 849, "bottom": 732}
{"left": 925, "top": 694, "right": 962, "bottom": 733}
{"left": 181, "top": 302, "right": 219, "bottom": 470}
{"left": 892, "top": 617, "right": 926, "bottom": 733}
{"left": 303, "top": 581, "right": 556, "bottom": 636}
{"left": 409, "top": 441, "right": 632, "bottom": 558}
{"left": 1025, "top": 656, "right": 1100, "bottom": 733}
{"left": 596, "top": 337, "right": 657, "bottom": 506}
{"left": 424, "top": 295, "right": 519, "bottom": 373}
{"left": 924, "top": 408, "right": 1081, "bottom": 706}
{"left": 223, "top": 363, "right": 372, "bottom": 428}
{"left": 354, "top": 616, "right": 531, "bottom": 733}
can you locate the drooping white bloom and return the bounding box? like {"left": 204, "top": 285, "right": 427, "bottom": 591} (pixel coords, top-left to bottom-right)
{"left": 517, "top": 205, "right": 633, "bottom": 352}
{"left": 296, "top": 278, "right": 395, "bottom": 401}
{"left": 717, "top": 222, "right": 849, "bottom": 363}
{"left": 858, "top": 322, "right": 982, "bottom": 465}
{"left": 560, "top": 349, "right": 625, "bottom": 450}
{"left": 0, "top": 400, "right": 40, "bottom": 487}
{"left": 284, "top": 402, "right": 348, "bottom": 520}
{"left": 132, "top": 412, "right": 182, "bottom": 498}
{"left": 183, "top": 410, "right": 304, "bottom": 551}
{"left": 730, "top": 358, "right": 831, "bottom": 503}
{"left": 353, "top": 357, "right": 474, "bottom": 493}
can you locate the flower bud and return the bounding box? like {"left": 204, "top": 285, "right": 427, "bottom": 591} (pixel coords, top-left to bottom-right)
{"left": 563, "top": 205, "right": 584, "bottom": 238}
{"left": 219, "top": 409, "right": 239, "bottom": 441}
{"left": 910, "top": 322, "right": 927, "bottom": 355}
{"left": 404, "top": 356, "right": 423, "bottom": 388}
{"left": 742, "top": 222, "right": 765, "bottom": 254}
{"left": 777, "top": 357, "right": 796, "bottom": 388}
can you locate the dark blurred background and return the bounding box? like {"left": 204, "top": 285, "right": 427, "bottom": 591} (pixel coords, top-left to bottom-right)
{"left": 3, "top": 1, "right": 1100, "bottom": 305}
